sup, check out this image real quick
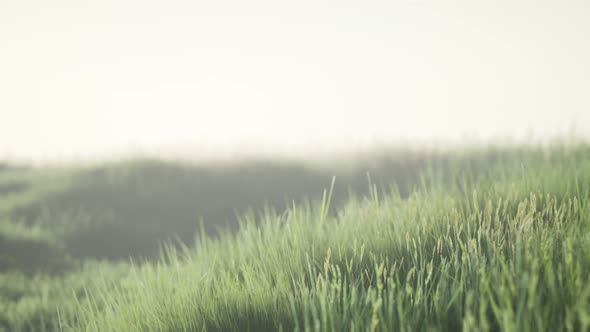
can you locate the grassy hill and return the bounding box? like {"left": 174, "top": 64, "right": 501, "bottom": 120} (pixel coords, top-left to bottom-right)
{"left": 1, "top": 150, "right": 451, "bottom": 271}
{"left": 1, "top": 143, "right": 589, "bottom": 331}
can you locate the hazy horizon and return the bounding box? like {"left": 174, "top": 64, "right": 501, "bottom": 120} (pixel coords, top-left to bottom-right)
{"left": 2, "top": 0, "right": 589, "bottom": 162}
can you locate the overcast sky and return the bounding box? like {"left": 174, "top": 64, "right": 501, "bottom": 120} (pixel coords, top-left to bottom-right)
{"left": 1, "top": 0, "right": 589, "bottom": 162}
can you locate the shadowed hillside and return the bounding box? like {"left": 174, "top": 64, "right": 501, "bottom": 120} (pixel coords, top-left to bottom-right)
{"left": 2, "top": 145, "right": 578, "bottom": 273}
{"left": 0, "top": 150, "right": 451, "bottom": 271}
{"left": 1, "top": 143, "right": 589, "bottom": 332}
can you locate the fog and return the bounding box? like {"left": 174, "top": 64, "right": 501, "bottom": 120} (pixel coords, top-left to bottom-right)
{"left": 1, "top": 0, "right": 589, "bottom": 162}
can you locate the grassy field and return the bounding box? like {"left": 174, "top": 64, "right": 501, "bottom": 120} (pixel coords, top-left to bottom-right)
{"left": 1, "top": 142, "right": 589, "bottom": 331}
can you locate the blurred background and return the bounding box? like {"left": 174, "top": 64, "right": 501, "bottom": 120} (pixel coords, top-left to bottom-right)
{"left": 3, "top": 2, "right": 590, "bottom": 331}
{"left": 1, "top": 2, "right": 589, "bottom": 330}
{"left": 1, "top": 0, "right": 589, "bottom": 268}
{"left": 1, "top": 0, "right": 589, "bottom": 163}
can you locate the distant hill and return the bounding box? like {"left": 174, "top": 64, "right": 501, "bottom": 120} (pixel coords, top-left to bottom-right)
{"left": 1, "top": 146, "right": 553, "bottom": 272}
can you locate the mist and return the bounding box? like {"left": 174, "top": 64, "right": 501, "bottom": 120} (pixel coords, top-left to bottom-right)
{"left": 1, "top": 0, "right": 589, "bottom": 162}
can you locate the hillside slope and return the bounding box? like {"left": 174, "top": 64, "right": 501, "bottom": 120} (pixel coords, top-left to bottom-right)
{"left": 1, "top": 151, "right": 445, "bottom": 268}
{"left": 59, "top": 144, "right": 590, "bottom": 331}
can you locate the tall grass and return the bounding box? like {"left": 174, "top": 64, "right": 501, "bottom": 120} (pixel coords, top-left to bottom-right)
{"left": 62, "top": 145, "right": 590, "bottom": 331}
{"left": 0, "top": 261, "right": 132, "bottom": 332}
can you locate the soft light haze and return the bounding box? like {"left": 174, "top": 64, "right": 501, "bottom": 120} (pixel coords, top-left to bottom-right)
{"left": 1, "top": 0, "right": 589, "bottom": 162}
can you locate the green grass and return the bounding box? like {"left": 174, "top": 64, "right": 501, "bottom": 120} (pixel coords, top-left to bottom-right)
{"left": 0, "top": 152, "right": 441, "bottom": 265}
{"left": 73, "top": 144, "right": 590, "bottom": 331}
{"left": 0, "top": 262, "right": 132, "bottom": 332}
{"left": 2, "top": 142, "right": 590, "bottom": 331}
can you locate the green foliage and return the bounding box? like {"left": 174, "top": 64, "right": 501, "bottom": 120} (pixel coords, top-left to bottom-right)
{"left": 73, "top": 144, "right": 590, "bottom": 331}
{"left": 0, "top": 262, "right": 132, "bottom": 332}
{"left": 0, "top": 221, "right": 72, "bottom": 274}
{"left": 0, "top": 151, "right": 444, "bottom": 264}
{"left": 1, "top": 143, "right": 590, "bottom": 331}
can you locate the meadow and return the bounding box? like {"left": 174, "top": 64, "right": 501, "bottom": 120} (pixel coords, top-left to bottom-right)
{"left": 1, "top": 142, "right": 589, "bottom": 331}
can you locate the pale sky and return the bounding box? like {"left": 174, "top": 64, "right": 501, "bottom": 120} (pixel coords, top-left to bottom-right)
{"left": 1, "top": 0, "right": 589, "bottom": 162}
